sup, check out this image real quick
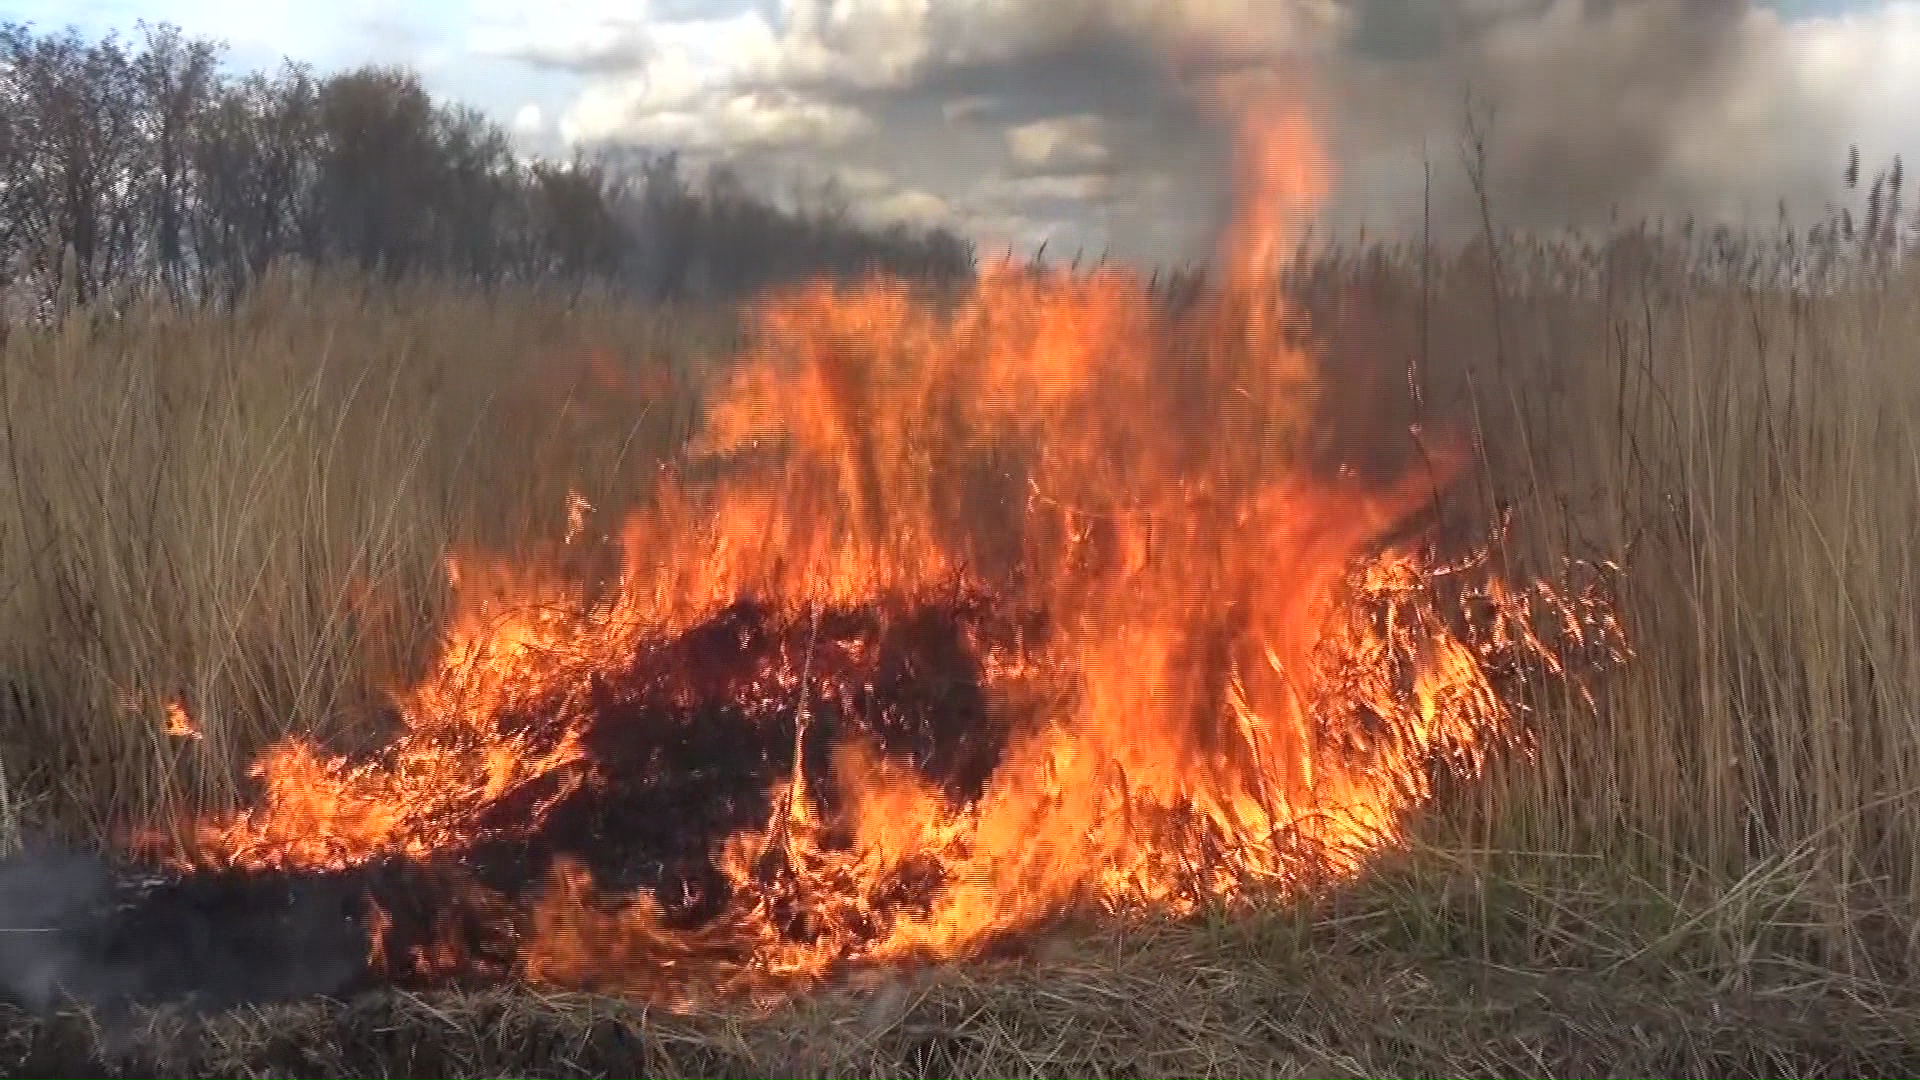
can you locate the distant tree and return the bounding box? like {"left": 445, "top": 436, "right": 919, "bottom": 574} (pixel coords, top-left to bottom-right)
{"left": 531, "top": 154, "right": 629, "bottom": 284}
{"left": 129, "top": 22, "right": 219, "bottom": 299}
{"left": 0, "top": 21, "right": 976, "bottom": 313}
{"left": 0, "top": 24, "right": 143, "bottom": 304}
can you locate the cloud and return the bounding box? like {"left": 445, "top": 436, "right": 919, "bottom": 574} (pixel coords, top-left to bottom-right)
{"left": 482, "top": 4, "right": 889, "bottom": 155}
{"left": 476, "top": 0, "right": 1920, "bottom": 262}
{"left": 71, "top": 0, "right": 1917, "bottom": 261}
{"left": 829, "top": 165, "right": 904, "bottom": 199}
{"left": 747, "top": 0, "right": 1347, "bottom": 89}
{"left": 867, "top": 188, "right": 957, "bottom": 227}
{"left": 1320, "top": 1, "right": 1798, "bottom": 234}
{"left": 981, "top": 173, "right": 1116, "bottom": 205}
{"left": 511, "top": 103, "right": 547, "bottom": 140}
{"left": 1787, "top": 2, "right": 1920, "bottom": 177}
{"left": 565, "top": 86, "right": 873, "bottom": 150}
{"left": 468, "top": 0, "right": 671, "bottom": 71}
{"left": 1320, "top": 1, "right": 1920, "bottom": 240}
{"left": 807, "top": 167, "right": 958, "bottom": 229}
{"left": 942, "top": 95, "right": 1003, "bottom": 124}
{"left": 1005, "top": 115, "right": 1112, "bottom": 175}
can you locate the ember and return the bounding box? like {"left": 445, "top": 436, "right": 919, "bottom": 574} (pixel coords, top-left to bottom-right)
{"left": 119, "top": 91, "right": 1624, "bottom": 1009}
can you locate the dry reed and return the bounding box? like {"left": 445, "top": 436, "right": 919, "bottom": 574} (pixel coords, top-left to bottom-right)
{"left": 2, "top": 222, "right": 1918, "bottom": 1074}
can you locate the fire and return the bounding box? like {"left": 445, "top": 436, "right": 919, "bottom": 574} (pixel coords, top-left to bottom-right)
{"left": 564, "top": 490, "right": 594, "bottom": 546}
{"left": 118, "top": 687, "right": 203, "bottom": 740}
{"left": 162, "top": 700, "right": 201, "bottom": 740}
{"left": 133, "top": 99, "right": 1624, "bottom": 1005}
{"left": 162, "top": 699, "right": 199, "bottom": 737}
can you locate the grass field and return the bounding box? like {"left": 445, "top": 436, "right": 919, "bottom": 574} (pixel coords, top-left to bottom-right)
{"left": 2, "top": 222, "right": 1919, "bottom": 1076}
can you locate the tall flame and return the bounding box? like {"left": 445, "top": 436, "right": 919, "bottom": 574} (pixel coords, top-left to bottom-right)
{"left": 136, "top": 97, "right": 1623, "bottom": 1005}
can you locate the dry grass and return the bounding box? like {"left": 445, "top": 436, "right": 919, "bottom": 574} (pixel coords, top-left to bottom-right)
{"left": 6, "top": 885, "right": 1920, "bottom": 1078}
{"left": 2, "top": 228, "right": 1919, "bottom": 1075}
{"left": 0, "top": 268, "right": 730, "bottom": 839}
{"left": 1404, "top": 235, "right": 1920, "bottom": 982}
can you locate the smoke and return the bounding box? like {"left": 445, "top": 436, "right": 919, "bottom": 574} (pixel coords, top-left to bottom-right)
{"left": 1321, "top": 0, "right": 1853, "bottom": 239}
{"left": 0, "top": 850, "right": 116, "bottom": 1012}
{"left": 508, "top": 0, "right": 1912, "bottom": 260}
{"left": 1088, "top": 0, "right": 1867, "bottom": 246}
{"left": 1074, "top": 0, "right": 1856, "bottom": 249}
{"left": 0, "top": 848, "right": 367, "bottom": 1015}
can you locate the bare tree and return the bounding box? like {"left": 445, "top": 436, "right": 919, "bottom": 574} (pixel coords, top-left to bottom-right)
{"left": 129, "top": 22, "right": 218, "bottom": 300}
{"left": 0, "top": 21, "right": 976, "bottom": 312}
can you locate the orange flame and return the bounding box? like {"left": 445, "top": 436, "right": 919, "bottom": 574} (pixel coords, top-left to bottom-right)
{"left": 136, "top": 99, "right": 1624, "bottom": 1004}
{"left": 162, "top": 700, "right": 201, "bottom": 740}
{"left": 120, "top": 688, "right": 202, "bottom": 740}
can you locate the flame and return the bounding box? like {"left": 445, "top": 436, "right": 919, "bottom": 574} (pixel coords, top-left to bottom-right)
{"left": 119, "top": 687, "right": 202, "bottom": 740}
{"left": 134, "top": 99, "right": 1624, "bottom": 1004}
{"left": 162, "top": 700, "right": 201, "bottom": 740}
{"left": 564, "top": 490, "right": 594, "bottom": 546}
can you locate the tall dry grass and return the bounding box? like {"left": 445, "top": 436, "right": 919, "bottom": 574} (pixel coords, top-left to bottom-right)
{"left": 0, "top": 266, "right": 728, "bottom": 841}
{"left": 1313, "top": 230, "right": 1920, "bottom": 984}
{"left": 0, "top": 225, "right": 1916, "bottom": 1000}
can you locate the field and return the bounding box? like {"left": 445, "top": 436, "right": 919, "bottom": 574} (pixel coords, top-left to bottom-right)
{"left": 2, "top": 211, "right": 1920, "bottom": 1078}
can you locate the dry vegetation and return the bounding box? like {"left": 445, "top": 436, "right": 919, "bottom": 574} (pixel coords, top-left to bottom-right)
{"left": 3, "top": 215, "right": 1920, "bottom": 1077}
{"left": 0, "top": 269, "right": 734, "bottom": 839}
{"left": 6, "top": 908, "right": 1919, "bottom": 1078}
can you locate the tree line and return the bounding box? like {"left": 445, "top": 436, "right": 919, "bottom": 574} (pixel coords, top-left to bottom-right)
{"left": 0, "top": 22, "right": 976, "bottom": 312}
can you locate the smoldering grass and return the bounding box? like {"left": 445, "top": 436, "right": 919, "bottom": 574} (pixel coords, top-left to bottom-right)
{"left": 3, "top": 189, "right": 1920, "bottom": 1074}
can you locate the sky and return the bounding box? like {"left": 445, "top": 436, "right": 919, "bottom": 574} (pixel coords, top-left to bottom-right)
{"left": 5, "top": 0, "right": 1916, "bottom": 262}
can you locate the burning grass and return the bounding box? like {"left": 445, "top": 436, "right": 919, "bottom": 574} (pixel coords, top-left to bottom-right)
{"left": 74, "top": 99, "right": 1623, "bottom": 1008}
{"left": 2, "top": 84, "right": 1920, "bottom": 1080}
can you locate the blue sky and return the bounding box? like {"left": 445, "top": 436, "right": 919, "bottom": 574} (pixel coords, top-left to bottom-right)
{"left": 0, "top": 0, "right": 779, "bottom": 116}
{"left": 2, "top": 0, "right": 1913, "bottom": 257}
{"left": 0, "top": 0, "right": 571, "bottom": 122}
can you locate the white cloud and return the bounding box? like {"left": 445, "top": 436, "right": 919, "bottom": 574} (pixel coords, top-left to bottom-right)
{"left": 985, "top": 173, "right": 1115, "bottom": 203}
{"left": 867, "top": 188, "right": 956, "bottom": 226}
{"left": 468, "top": 0, "right": 662, "bottom": 67}
{"left": 511, "top": 103, "right": 546, "bottom": 139}
{"left": 566, "top": 86, "right": 872, "bottom": 149}
{"left": 486, "top": 5, "right": 893, "bottom": 152}
{"left": 1787, "top": 1, "right": 1920, "bottom": 171}
{"left": 482, "top": 0, "right": 1343, "bottom": 151}
{"left": 1004, "top": 115, "right": 1111, "bottom": 175}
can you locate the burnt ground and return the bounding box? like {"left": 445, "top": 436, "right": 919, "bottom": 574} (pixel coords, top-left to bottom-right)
{"left": 0, "top": 592, "right": 1038, "bottom": 1015}
{"left": 464, "top": 592, "right": 1024, "bottom": 907}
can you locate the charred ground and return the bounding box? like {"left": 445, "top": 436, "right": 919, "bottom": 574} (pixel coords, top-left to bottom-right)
{"left": 1, "top": 590, "right": 1038, "bottom": 1012}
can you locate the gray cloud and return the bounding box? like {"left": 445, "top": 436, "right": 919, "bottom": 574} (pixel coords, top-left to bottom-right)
{"left": 1319, "top": 0, "right": 1856, "bottom": 238}
{"left": 1006, "top": 115, "right": 1114, "bottom": 176}
{"left": 492, "top": 0, "right": 1920, "bottom": 263}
